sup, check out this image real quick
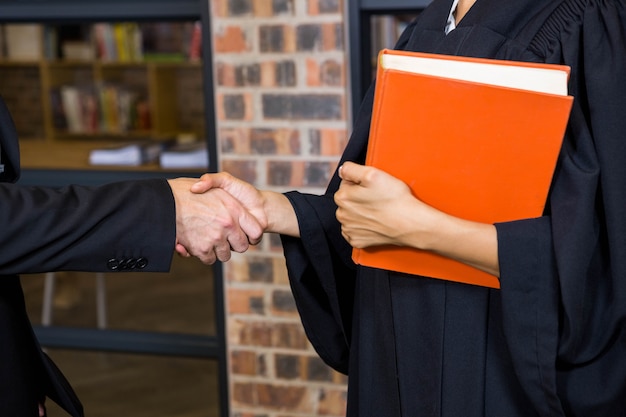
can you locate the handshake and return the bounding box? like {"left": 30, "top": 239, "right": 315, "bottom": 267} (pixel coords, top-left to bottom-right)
{"left": 168, "top": 172, "right": 278, "bottom": 265}
{"left": 167, "top": 161, "right": 408, "bottom": 265}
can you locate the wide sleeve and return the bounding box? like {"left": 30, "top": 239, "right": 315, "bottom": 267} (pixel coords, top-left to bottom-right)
{"left": 495, "top": 1, "right": 626, "bottom": 415}
{"left": 0, "top": 179, "right": 176, "bottom": 275}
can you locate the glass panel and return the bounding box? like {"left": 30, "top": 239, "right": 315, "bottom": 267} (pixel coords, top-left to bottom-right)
{"left": 22, "top": 255, "right": 216, "bottom": 335}
{"left": 42, "top": 349, "right": 219, "bottom": 417}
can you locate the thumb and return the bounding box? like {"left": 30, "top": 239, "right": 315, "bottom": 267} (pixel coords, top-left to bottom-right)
{"left": 338, "top": 161, "right": 365, "bottom": 185}
{"left": 191, "top": 172, "right": 229, "bottom": 194}
{"left": 237, "top": 208, "right": 264, "bottom": 246}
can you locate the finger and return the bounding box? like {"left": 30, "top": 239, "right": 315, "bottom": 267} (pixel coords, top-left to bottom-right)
{"left": 238, "top": 209, "right": 264, "bottom": 246}
{"left": 198, "top": 252, "right": 217, "bottom": 265}
{"left": 215, "top": 241, "right": 234, "bottom": 262}
{"left": 190, "top": 174, "right": 215, "bottom": 193}
{"left": 338, "top": 161, "right": 365, "bottom": 185}
{"left": 191, "top": 172, "right": 232, "bottom": 193}
{"left": 175, "top": 243, "right": 191, "bottom": 257}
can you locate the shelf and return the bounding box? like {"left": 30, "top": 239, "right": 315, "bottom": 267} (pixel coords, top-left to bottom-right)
{"left": 0, "top": 0, "right": 202, "bottom": 23}
{"left": 0, "top": 21, "right": 205, "bottom": 143}
{"left": 19, "top": 138, "right": 206, "bottom": 173}
{"left": 359, "top": 0, "right": 431, "bottom": 11}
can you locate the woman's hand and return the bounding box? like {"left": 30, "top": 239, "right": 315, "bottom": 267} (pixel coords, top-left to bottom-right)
{"left": 335, "top": 161, "right": 500, "bottom": 277}
{"left": 335, "top": 161, "right": 439, "bottom": 249}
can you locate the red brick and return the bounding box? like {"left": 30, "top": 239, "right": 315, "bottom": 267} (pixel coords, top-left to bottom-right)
{"left": 232, "top": 382, "right": 256, "bottom": 406}
{"left": 250, "top": 128, "right": 300, "bottom": 155}
{"left": 230, "top": 350, "right": 260, "bottom": 375}
{"left": 275, "top": 353, "right": 301, "bottom": 379}
{"left": 322, "top": 23, "right": 338, "bottom": 51}
{"left": 228, "top": 288, "right": 265, "bottom": 314}
{"left": 257, "top": 383, "right": 312, "bottom": 412}
{"left": 220, "top": 159, "right": 258, "bottom": 184}
{"left": 320, "top": 59, "right": 345, "bottom": 86}
{"left": 272, "top": 322, "right": 310, "bottom": 349}
{"left": 273, "top": 257, "right": 289, "bottom": 284}
{"left": 259, "top": 61, "right": 276, "bottom": 87}
{"left": 306, "top": 59, "right": 321, "bottom": 86}
{"left": 216, "top": 62, "right": 237, "bottom": 87}
{"left": 308, "top": 0, "right": 342, "bottom": 15}
{"left": 271, "top": 289, "right": 298, "bottom": 317}
{"left": 267, "top": 160, "right": 305, "bottom": 187}
{"left": 219, "top": 127, "right": 251, "bottom": 154}
{"left": 318, "top": 388, "right": 348, "bottom": 416}
{"left": 237, "top": 321, "right": 274, "bottom": 347}
{"left": 210, "top": 0, "right": 229, "bottom": 17}
{"left": 214, "top": 25, "right": 249, "bottom": 53}
{"left": 316, "top": 128, "right": 348, "bottom": 156}
{"left": 253, "top": 0, "right": 273, "bottom": 17}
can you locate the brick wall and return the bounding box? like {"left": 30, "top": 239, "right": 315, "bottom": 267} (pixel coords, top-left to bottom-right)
{"left": 209, "top": 0, "right": 350, "bottom": 415}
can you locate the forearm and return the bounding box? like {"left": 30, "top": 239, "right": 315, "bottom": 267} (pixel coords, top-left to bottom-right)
{"left": 0, "top": 179, "right": 175, "bottom": 274}
{"left": 335, "top": 162, "right": 500, "bottom": 277}
{"left": 415, "top": 208, "right": 500, "bottom": 277}
{"left": 262, "top": 190, "right": 300, "bottom": 237}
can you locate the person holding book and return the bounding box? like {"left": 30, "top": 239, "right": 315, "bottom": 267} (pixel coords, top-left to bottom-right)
{"left": 191, "top": 0, "right": 626, "bottom": 415}
{"left": 0, "top": 96, "right": 262, "bottom": 416}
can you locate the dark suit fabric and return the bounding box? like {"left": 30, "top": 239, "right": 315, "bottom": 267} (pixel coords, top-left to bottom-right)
{"left": 281, "top": 0, "right": 626, "bottom": 416}
{"left": 0, "top": 98, "right": 177, "bottom": 415}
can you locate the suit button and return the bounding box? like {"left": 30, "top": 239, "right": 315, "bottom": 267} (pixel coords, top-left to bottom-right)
{"left": 136, "top": 257, "right": 148, "bottom": 269}
{"left": 107, "top": 259, "right": 120, "bottom": 271}
{"left": 126, "top": 258, "right": 138, "bottom": 269}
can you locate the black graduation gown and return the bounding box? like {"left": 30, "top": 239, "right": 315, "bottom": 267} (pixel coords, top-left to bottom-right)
{"left": 280, "top": 0, "right": 626, "bottom": 416}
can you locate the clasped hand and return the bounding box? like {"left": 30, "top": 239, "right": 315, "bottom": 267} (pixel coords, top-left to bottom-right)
{"left": 168, "top": 174, "right": 267, "bottom": 264}
{"left": 335, "top": 161, "right": 440, "bottom": 250}
{"left": 169, "top": 162, "right": 441, "bottom": 264}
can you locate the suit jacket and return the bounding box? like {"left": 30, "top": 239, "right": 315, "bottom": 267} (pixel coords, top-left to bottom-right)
{"left": 0, "top": 97, "right": 177, "bottom": 416}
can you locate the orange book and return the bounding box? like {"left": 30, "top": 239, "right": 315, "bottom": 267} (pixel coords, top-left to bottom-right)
{"left": 351, "top": 49, "right": 574, "bottom": 289}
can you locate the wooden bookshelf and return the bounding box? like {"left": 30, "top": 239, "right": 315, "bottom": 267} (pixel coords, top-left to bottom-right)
{"left": 0, "top": 21, "right": 206, "bottom": 170}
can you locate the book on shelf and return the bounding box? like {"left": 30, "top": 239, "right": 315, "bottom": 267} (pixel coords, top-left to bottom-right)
{"left": 159, "top": 141, "right": 208, "bottom": 169}
{"left": 4, "top": 24, "right": 43, "bottom": 60}
{"left": 187, "top": 21, "right": 202, "bottom": 62}
{"left": 93, "top": 22, "right": 142, "bottom": 62}
{"left": 351, "top": 49, "right": 574, "bottom": 289}
{"left": 50, "top": 84, "right": 150, "bottom": 134}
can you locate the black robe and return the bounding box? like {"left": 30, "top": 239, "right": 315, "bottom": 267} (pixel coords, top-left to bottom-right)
{"left": 280, "top": 0, "right": 626, "bottom": 416}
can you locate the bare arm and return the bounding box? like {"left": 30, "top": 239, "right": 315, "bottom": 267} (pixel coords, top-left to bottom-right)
{"left": 189, "top": 172, "right": 300, "bottom": 237}
{"left": 335, "top": 162, "right": 499, "bottom": 277}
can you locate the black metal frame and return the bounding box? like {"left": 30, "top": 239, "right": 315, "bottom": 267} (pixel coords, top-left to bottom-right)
{"left": 1, "top": 1, "right": 227, "bottom": 415}
{"left": 347, "top": 0, "right": 431, "bottom": 122}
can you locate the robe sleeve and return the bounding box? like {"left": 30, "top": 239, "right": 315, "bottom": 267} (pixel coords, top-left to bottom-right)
{"left": 495, "top": 1, "right": 626, "bottom": 414}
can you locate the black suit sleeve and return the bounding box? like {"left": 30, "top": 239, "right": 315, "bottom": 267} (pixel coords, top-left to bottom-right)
{"left": 0, "top": 178, "right": 176, "bottom": 275}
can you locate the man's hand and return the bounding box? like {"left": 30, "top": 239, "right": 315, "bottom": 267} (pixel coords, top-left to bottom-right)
{"left": 168, "top": 178, "right": 263, "bottom": 264}
{"left": 190, "top": 172, "right": 301, "bottom": 238}
{"left": 190, "top": 172, "right": 269, "bottom": 234}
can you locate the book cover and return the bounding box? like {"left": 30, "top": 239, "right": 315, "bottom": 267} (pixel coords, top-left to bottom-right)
{"left": 351, "top": 49, "right": 574, "bottom": 289}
